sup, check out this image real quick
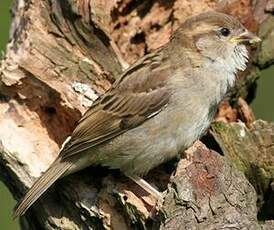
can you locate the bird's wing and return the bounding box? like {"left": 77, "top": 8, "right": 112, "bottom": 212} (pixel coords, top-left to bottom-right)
{"left": 61, "top": 51, "right": 172, "bottom": 158}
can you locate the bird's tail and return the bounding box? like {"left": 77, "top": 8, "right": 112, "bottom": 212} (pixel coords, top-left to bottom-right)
{"left": 13, "top": 159, "right": 73, "bottom": 217}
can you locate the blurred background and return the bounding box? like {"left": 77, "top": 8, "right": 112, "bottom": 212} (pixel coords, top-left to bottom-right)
{"left": 0, "top": 3, "right": 19, "bottom": 230}
{"left": 0, "top": 1, "right": 273, "bottom": 229}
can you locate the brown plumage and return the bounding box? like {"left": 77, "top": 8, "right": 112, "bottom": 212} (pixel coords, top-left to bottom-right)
{"left": 14, "top": 12, "right": 260, "bottom": 217}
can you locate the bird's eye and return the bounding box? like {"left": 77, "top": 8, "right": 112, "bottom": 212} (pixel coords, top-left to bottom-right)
{"left": 220, "top": 27, "right": 231, "bottom": 37}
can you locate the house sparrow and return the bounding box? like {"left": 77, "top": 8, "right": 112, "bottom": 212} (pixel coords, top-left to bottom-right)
{"left": 14, "top": 12, "right": 261, "bottom": 217}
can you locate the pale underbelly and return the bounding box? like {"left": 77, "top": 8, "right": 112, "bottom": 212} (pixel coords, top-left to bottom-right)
{"left": 71, "top": 105, "right": 214, "bottom": 176}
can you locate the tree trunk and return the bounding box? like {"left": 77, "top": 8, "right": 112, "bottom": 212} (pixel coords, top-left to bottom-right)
{"left": 0, "top": 0, "right": 274, "bottom": 229}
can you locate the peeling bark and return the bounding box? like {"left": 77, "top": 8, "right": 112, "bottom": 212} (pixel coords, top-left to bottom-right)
{"left": 1, "top": 0, "right": 274, "bottom": 229}
{"left": 159, "top": 141, "right": 260, "bottom": 230}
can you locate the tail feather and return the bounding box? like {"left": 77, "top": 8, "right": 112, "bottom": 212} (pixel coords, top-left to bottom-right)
{"left": 13, "top": 159, "right": 73, "bottom": 217}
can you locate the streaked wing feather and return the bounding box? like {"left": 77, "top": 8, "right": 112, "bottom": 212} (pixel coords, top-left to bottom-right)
{"left": 61, "top": 51, "right": 172, "bottom": 158}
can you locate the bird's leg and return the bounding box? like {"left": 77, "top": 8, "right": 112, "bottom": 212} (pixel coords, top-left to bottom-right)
{"left": 127, "top": 175, "right": 162, "bottom": 200}
{"left": 127, "top": 175, "right": 164, "bottom": 218}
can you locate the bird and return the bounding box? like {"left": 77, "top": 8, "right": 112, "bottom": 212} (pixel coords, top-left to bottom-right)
{"left": 14, "top": 11, "right": 261, "bottom": 217}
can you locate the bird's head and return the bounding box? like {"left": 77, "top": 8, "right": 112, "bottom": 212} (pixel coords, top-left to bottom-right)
{"left": 173, "top": 12, "right": 261, "bottom": 74}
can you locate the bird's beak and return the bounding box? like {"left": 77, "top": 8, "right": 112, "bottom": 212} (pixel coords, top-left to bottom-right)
{"left": 230, "top": 31, "right": 261, "bottom": 45}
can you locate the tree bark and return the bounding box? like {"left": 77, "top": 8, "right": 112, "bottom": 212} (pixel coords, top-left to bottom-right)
{"left": 0, "top": 0, "right": 274, "bottom": 229}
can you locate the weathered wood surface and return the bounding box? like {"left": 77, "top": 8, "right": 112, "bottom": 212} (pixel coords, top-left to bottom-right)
{"left": 0, "top": 0, "right": 274, "bottom": 229}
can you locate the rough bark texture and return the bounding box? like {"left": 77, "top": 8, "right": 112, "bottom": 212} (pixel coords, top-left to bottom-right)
{"left": 0, "top": 0, "right": 274, "bottom": 229}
